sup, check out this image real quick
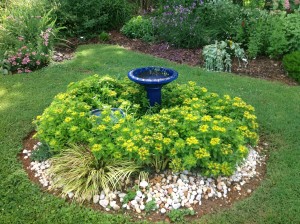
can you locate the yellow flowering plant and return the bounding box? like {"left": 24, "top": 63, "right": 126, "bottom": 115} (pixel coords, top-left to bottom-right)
{"left": 34, "top": 76, "right": 259, "bottom": 177}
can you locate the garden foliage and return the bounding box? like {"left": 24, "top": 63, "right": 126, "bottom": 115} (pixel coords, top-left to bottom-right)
{"left": 122, "top": 0, "right": 299, "bottom": 58}
{"left": 35, "top": 75, "right": 259, "bottom": 177}
{"left": 235, "top": 9, "right": 300, "bottom": 58}
{"left": 152, "top": 0, "right": 241, "bottom": 48}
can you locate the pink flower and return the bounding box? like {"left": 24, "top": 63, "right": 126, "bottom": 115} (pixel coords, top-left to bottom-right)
{"left": 12, "top": 61, "right": 17, "bottom": 65}
{"left": 36, "top": 60, "right": 41, "bottom": 65}
{"left": 295, "top": 0, "right": 300, "bottom": 4}
{"left": 22, "top": 57, "right": 31, "bottom": 65}
{"left": 44, "top": 41, "right": 49, "bottom": 46}
{"left": 17, "top": 69, "right": 23, "bottom": 74}
{"left": 284, "top": 0, "right": 290, "bottom": 9}
{"left": 25, "top": 69, "right": 32, "bottom": 73}
{"left": 32, "top": 52, "right": 37, "bottom": 55}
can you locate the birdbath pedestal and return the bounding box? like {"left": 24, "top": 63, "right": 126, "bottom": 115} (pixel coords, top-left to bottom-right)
{"left": 128, "top": 67, "right": 178, "bottom": 106}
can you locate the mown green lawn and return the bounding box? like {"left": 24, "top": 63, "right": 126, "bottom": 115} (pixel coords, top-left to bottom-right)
{"left": 0, "top": 44, "right": 299, "bottom": 224}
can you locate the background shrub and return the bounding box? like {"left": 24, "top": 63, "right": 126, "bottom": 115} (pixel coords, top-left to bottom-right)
{"left": 121, "top": 16, "right": 155, "bottom": 42}
{"left": 234, "top": 10, "right": 300, "bottom": 58}
{"left": 51, "top": 0, "right": 135, "bottom": 37}
{"left": 152, "top": 0, "right": 242, "bottom": 48}
{"left": 283, "top": 51, "right": 300, "bottom": 83}
{"left": 35, "top": 75, "right": 259, "bottom": 177}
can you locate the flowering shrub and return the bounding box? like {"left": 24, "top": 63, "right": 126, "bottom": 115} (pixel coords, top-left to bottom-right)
{"left": 152, "top": 0, "right": 241, "bottom": 48}
{"left": 6, "top": 43, "right": 50, "bottom": 74}
{"left": 35, "top": 75, "right": 259, "bottom": 176}
{"left": 0, "top": 2, "right": 61, "bottom": 74}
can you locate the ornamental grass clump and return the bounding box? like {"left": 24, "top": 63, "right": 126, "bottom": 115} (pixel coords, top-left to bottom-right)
{"left": 35, "top": 75, "right": 259, "bottom": 177}
{"left": 49, "top": 144, "right": 139, "bottom": 202}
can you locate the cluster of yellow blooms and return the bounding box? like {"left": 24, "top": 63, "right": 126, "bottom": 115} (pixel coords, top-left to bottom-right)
{"left": 34, "top": 75, "right": 260, "bottom": 176}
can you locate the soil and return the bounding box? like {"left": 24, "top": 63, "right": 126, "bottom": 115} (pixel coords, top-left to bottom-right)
{"left": 55, "top": 31, "right": 298, "bottom": 86}
{"left": 20, "top": 131, "right": 268, "bottom": 223}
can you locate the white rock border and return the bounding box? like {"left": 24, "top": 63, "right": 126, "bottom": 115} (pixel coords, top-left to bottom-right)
{"left": 23, "top": 143, "right": 266, "bottom": 214}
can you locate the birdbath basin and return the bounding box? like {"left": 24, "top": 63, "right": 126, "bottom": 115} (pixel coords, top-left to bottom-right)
{"left": 91, "top": 108, "right": 125, "bottom": 123}
{"left": 128, "top": 67, "right": 178, "bottom": 106}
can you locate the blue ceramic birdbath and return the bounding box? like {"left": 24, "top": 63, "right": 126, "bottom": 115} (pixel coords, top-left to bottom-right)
{"left": 128, "top": 67, "right": 178, "bottom": 106}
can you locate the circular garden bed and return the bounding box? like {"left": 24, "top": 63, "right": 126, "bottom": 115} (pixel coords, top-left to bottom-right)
{"left": 21, "top": 74, "right": 266, "bottom": 222}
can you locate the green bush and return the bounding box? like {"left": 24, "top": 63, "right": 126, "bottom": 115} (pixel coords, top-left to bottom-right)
{"left": 283, "top": 51, "right": 300, "bottom": 83}
{"left": 35, "top": 75, "right": 259, "bottom": 177}
{"left": 284, "top": 13, "right": 300, "bottom": 53}
{"left": 52, "top": 0, "right": 134, "bottom": 37}
{"left": 121, "top": 16, "right": 155, "bottom": 42}
{"left": 98, "top": 31, "right": 110, "bottom": 42}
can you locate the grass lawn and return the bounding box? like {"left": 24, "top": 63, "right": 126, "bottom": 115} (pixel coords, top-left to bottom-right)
{"left": 0, "top": 44, "right": 299, "bottom": 224}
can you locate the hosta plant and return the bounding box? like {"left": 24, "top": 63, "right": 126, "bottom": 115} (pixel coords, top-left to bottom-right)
{"left": 203, "top": 40, "right": 247, "bottom": 72}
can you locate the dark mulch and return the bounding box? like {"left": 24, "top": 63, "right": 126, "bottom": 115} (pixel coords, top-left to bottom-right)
{"left": 55, "top": 31, "right": 298, "bottom": 86}
{"left": 108, "top": 31, "right": 298, "bottom": 86}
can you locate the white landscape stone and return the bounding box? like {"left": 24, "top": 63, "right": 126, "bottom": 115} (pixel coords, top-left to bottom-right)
{"left": 99, "top": 199, "right": 109, "bottom": 208}
{"left": 110, "top": 200, "right": 117, "bottom": 207}
{"left": 139, "top": 180, "right": 149, "bottom": 188}
{"left": 112, "top": 204, "right": 120, "bottom": 211}
{"left": 93, "top": 194, "right": 100, "bottom": 204}
{"left": 68, "top": 192, "right": 74, "bottom": 199}
{"left": 25, "top": 145, "right": 263, "bottom": 214}
{"left": 161, "top": 208, "right": 166, "bottom": 214}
